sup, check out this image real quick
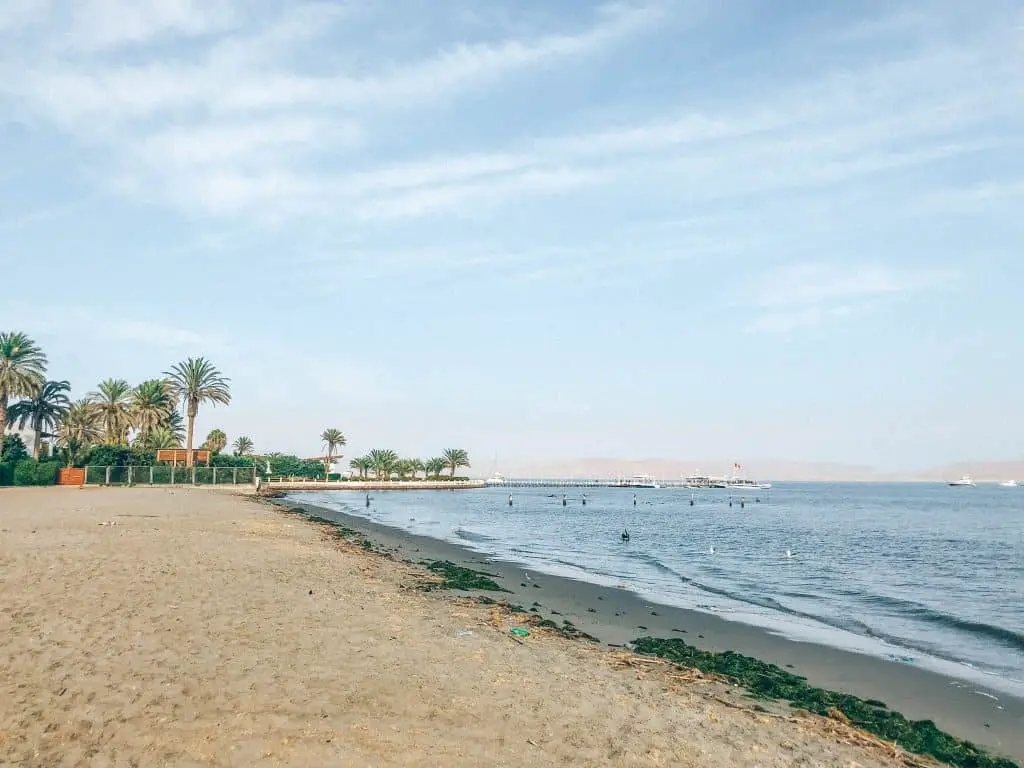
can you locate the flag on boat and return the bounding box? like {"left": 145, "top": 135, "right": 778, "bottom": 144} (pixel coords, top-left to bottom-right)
{"left": 733, "top": 463, "right": 741, "bottom": 470}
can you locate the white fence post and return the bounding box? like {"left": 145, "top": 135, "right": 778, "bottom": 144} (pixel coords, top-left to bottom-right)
{"left": 105, "top": 466, "right": 111, "bottom": 485}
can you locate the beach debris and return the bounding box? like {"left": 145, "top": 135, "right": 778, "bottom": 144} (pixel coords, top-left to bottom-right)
{"left": 587, "top": 608, "right": 597, "bottom": 613}
{"left": 455, "top": 629, "right": 474, "bottom": 638}
{"left": 631, "top": 637, "right": 1019, "bottom": 768}
{"left": 651, "top": 611, "right": 660, "bottom": 616}
{"left": 510, "top": 628, "right": 530, "bottom": 637}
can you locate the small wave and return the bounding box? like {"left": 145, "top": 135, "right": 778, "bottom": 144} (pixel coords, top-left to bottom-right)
{"left": 864, "top": 594, "right": 1024, "bottom": 652}
{"left": 454, "top": 528, "right": 496, "bottom": 543}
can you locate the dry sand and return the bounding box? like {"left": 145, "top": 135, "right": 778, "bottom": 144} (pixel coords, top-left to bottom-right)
{"left": 2, "top": 487, "right": 918, "bottom": 767}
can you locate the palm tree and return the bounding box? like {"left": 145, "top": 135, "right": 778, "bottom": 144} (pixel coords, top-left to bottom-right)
{"left": 349, "top": 455, "right": 372, "bottom": 479}
{"left": 166, "top": 409, "right": 186, "bottom": 445}
{"left": 164, "top": 357, "right": 231, "bottom": 466}
{"left": 0, "top": 332, "right": 47, "bottom": 434}
{"left": 395, "top": 458, "right": 416, "bottom": 480}
{"left": 442, "top": 448, "right": 471, "bottom": 479}
{"left": 204, "top": 428, "right": 227, "bottom": 454}
{"left": 131, "top": 379, "right": 173, "bottom": 440}
{"left": 425, "top": 457, "right": 446, "bottom": 479}
{"left": 6, "top": 379, "right": 71, "bottom": 460}
{"left": 411, "top": 458, "right": 425, "bottom": 480}
{"left": 139, "top": 426, "right": 181, "bottom": 451}
{"left": 56, "top": 399, "right": 102, "bottom": 467}
{"left": 320, "top": 428, "right": 346, "bottom": 476}
{"left": 89, "top": 378, "right": 133, "bottom": 445}
{"left": 368, "top": 448, "right": 398, "bottom": 480}
{"left": 232, "top": 436, "right": 254, "bottom": 456}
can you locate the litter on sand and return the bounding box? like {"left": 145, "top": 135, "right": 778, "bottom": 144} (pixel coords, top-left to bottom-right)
{"left": 510, "top": 628, "right": 530, "bottom": 637}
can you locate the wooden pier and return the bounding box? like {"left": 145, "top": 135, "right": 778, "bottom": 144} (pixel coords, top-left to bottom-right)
{"left": 263, "top": 478, "right": 487, "bottom": 492}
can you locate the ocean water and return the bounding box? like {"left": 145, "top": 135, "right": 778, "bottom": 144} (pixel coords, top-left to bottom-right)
{"left": 292, "top": 483, "right": 1024, "bottom": 692}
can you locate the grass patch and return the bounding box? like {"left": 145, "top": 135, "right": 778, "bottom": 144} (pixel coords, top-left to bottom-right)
{"left": 418, "top": 561, "right": 510, "bottom": 592}
{"left": 632, "top": 637, "right": 1018, "bottom": 768}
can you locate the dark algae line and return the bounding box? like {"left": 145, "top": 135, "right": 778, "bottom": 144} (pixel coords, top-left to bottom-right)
{"left": 419, "top": 560, "right": 510, "bottom": 592}
{"left": 632, "top": 637, "right": 1019, "bottom": 768}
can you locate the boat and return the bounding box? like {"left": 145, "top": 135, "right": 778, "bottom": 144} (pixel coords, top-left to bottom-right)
{"left": 484, "top": 473, "right": 507, "bottom": 486}
{"left": 610, "top": 474, "right": 661, "bottom": 489}
{"left": 948, "top": 475, "right": 975, "bottom": 487}
{"left": 999, "top": 479, "right": 1019, "bottom": 487}
{"left": 723, "top": 463, "right": 771, "bottom": 490}
{"left": 724, "top": 477, "right": 772, "bottom": 490}
{"left": 684, "top": 473, "right": 714, "bottom": 488}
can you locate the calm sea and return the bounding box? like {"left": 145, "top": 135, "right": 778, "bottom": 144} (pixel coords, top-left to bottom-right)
{"left": 292, "top": 483, "right": 1024, "bottom": 691}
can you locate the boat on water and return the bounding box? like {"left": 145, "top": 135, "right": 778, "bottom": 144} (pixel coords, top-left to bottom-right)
{"left": 484, "top": 473, "right": 507, "bottom": 486}
{"left": 998, "top": 479, "right": 1019, "bottom": 487}
{"left": 610, "top": 474, "right": 661, "bottom": 489}
{"left": 724, "top": 477, "right": 772, "bottom": 490}
{"left": 949, "top": 475, "right": 975, "bottom": 487}
{"left": 684, "top": 473, "right": 714, "bottom": 488}
{"left": 722, "top": 463, "right": 771, "bottom": 490}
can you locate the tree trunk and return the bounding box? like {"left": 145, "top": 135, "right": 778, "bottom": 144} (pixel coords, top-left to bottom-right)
{"left": 32, "top": 418, "right": 41, "bottom": 460}
{"left": 185, "top": 415, "right": 195, "bottom": 467}
{"left": 0, "top": 395, "right": 6, "bottom": 440}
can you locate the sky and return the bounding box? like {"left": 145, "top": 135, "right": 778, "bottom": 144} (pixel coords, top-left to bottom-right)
{"left": 1, "top": 0, "right": 1022, "bottom": 472}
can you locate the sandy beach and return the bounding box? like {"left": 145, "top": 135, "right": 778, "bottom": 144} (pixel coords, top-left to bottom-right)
{"left": 0, "top": 487, "right": 1017, "bottom": 767}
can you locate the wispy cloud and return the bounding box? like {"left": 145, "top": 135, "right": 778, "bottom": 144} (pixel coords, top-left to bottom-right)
{"left": 12, "top": 304, "right": 225, "bottom": 351}
{"left": 743, "top": 264, "right": 958, "bottom": 334}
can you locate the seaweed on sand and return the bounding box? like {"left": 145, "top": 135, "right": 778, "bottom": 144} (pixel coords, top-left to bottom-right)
{"left": 631, "top": 637, "right": 1019, "bottom": 768}
{"left": 418, "top": 561, "right": 510, "bottom": 592}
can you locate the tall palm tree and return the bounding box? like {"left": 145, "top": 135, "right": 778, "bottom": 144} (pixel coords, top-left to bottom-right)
{"left": 411, "top": 458, "right": 425, "bottom": 480}
{"left": 349, "top": 455, "right": 372, "bottom": 479}
{"left": 6, "top": 379, "right": 71, "bottom": 460}
{"left": 89, "top": 378, "right": 133, "bottom": 445}
{"left": 131, "top": 379, "right": 174, "bottom": 440}
{"left": 204, "top": 428, "right": 227, "bottom": 454}
{"left": 56, "top": 399, "right": 102, "bottom": 467}
{"left": 368, "top": 448, "right": 398, "bottom": 480}
{"left": 232, "top": 436, "right": 254, "bottom": 456}
{"left": 425, "top": 457, "right": 446, "bottom": 479}
{"left": 320, "top": 428, "right": 346, "bottom": 476}
{"left": 442, "top": 448, "right": 471, "bottom": 479}
{"left": 0, "top": 332, "right": 47, "bottom": 434}
{"left": 164, "top": 357, "right": 231, "bottom": 466}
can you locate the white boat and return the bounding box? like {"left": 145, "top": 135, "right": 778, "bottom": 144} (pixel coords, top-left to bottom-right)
{"left": 948, "top": 475, "right": 975, "bottom": 487}
{"left": 484, "top": 473, "right": 507, "bottom": 486}
{"left": 724, "top": 477, "right": 772, "bottom": 490}
{"left": 611, "top": 474, "right": 661, "bottom": 489}
{"left": 999, "top": 479, "right": 1019, "bottom": 487}
{"left": 723, "top": 463, "right": 771, "bottom": 490}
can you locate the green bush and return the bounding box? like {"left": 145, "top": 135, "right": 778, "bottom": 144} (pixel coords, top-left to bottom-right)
{"left": 0, "top": 462, "right": 12, "bottom": 486}
{"left": 12, "top": 459, "right": 58, "bottom": 486}
{"left": 2, "top": 435, "right": 29, "bottom": 464}
{"left": 82, "top": 445, "right": 154, "bottom": 467}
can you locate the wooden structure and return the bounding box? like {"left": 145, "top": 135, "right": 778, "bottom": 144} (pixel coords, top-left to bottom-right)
{"left": 58, "top": 468, "right": 85, "bottom": 486}
{"left": 156, "top": 449, "right": 212, "bottom": 466}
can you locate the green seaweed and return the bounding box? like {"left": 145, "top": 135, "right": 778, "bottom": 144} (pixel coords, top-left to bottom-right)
{"left": 418, "top": 560, "right": 510, "bottom": 592}
{"left": 632, "top": 637, "right": 1018, "bottom": 768}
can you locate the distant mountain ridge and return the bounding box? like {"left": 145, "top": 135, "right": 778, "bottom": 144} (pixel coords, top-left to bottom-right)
{"left": 483, "top": 458, "right": 1024, "bottom": 483}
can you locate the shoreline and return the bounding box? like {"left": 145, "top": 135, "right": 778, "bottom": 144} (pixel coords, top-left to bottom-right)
{"left": 279, "top": 495, "right": 1024, "bottom": 763}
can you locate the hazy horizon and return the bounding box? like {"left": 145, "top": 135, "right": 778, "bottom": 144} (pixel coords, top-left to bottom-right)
{"left": 2, "top": 1, "right": 1022, "bottom": 468}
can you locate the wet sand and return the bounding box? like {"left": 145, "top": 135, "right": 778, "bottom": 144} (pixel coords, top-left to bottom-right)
{"left": 281, "top": 496, "right": 1024, "bottom": 762}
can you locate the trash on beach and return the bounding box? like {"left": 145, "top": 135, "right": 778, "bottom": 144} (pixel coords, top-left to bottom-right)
{"left": 455, "top": 629, "right": 474, "bottom": 638}
{"left": 509, "top": 628, "right": 530, "bottom": 637}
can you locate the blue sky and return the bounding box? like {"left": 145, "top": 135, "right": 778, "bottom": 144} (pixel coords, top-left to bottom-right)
{"left": 1, "top": 0, "right": 1022, "bottom": 470}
